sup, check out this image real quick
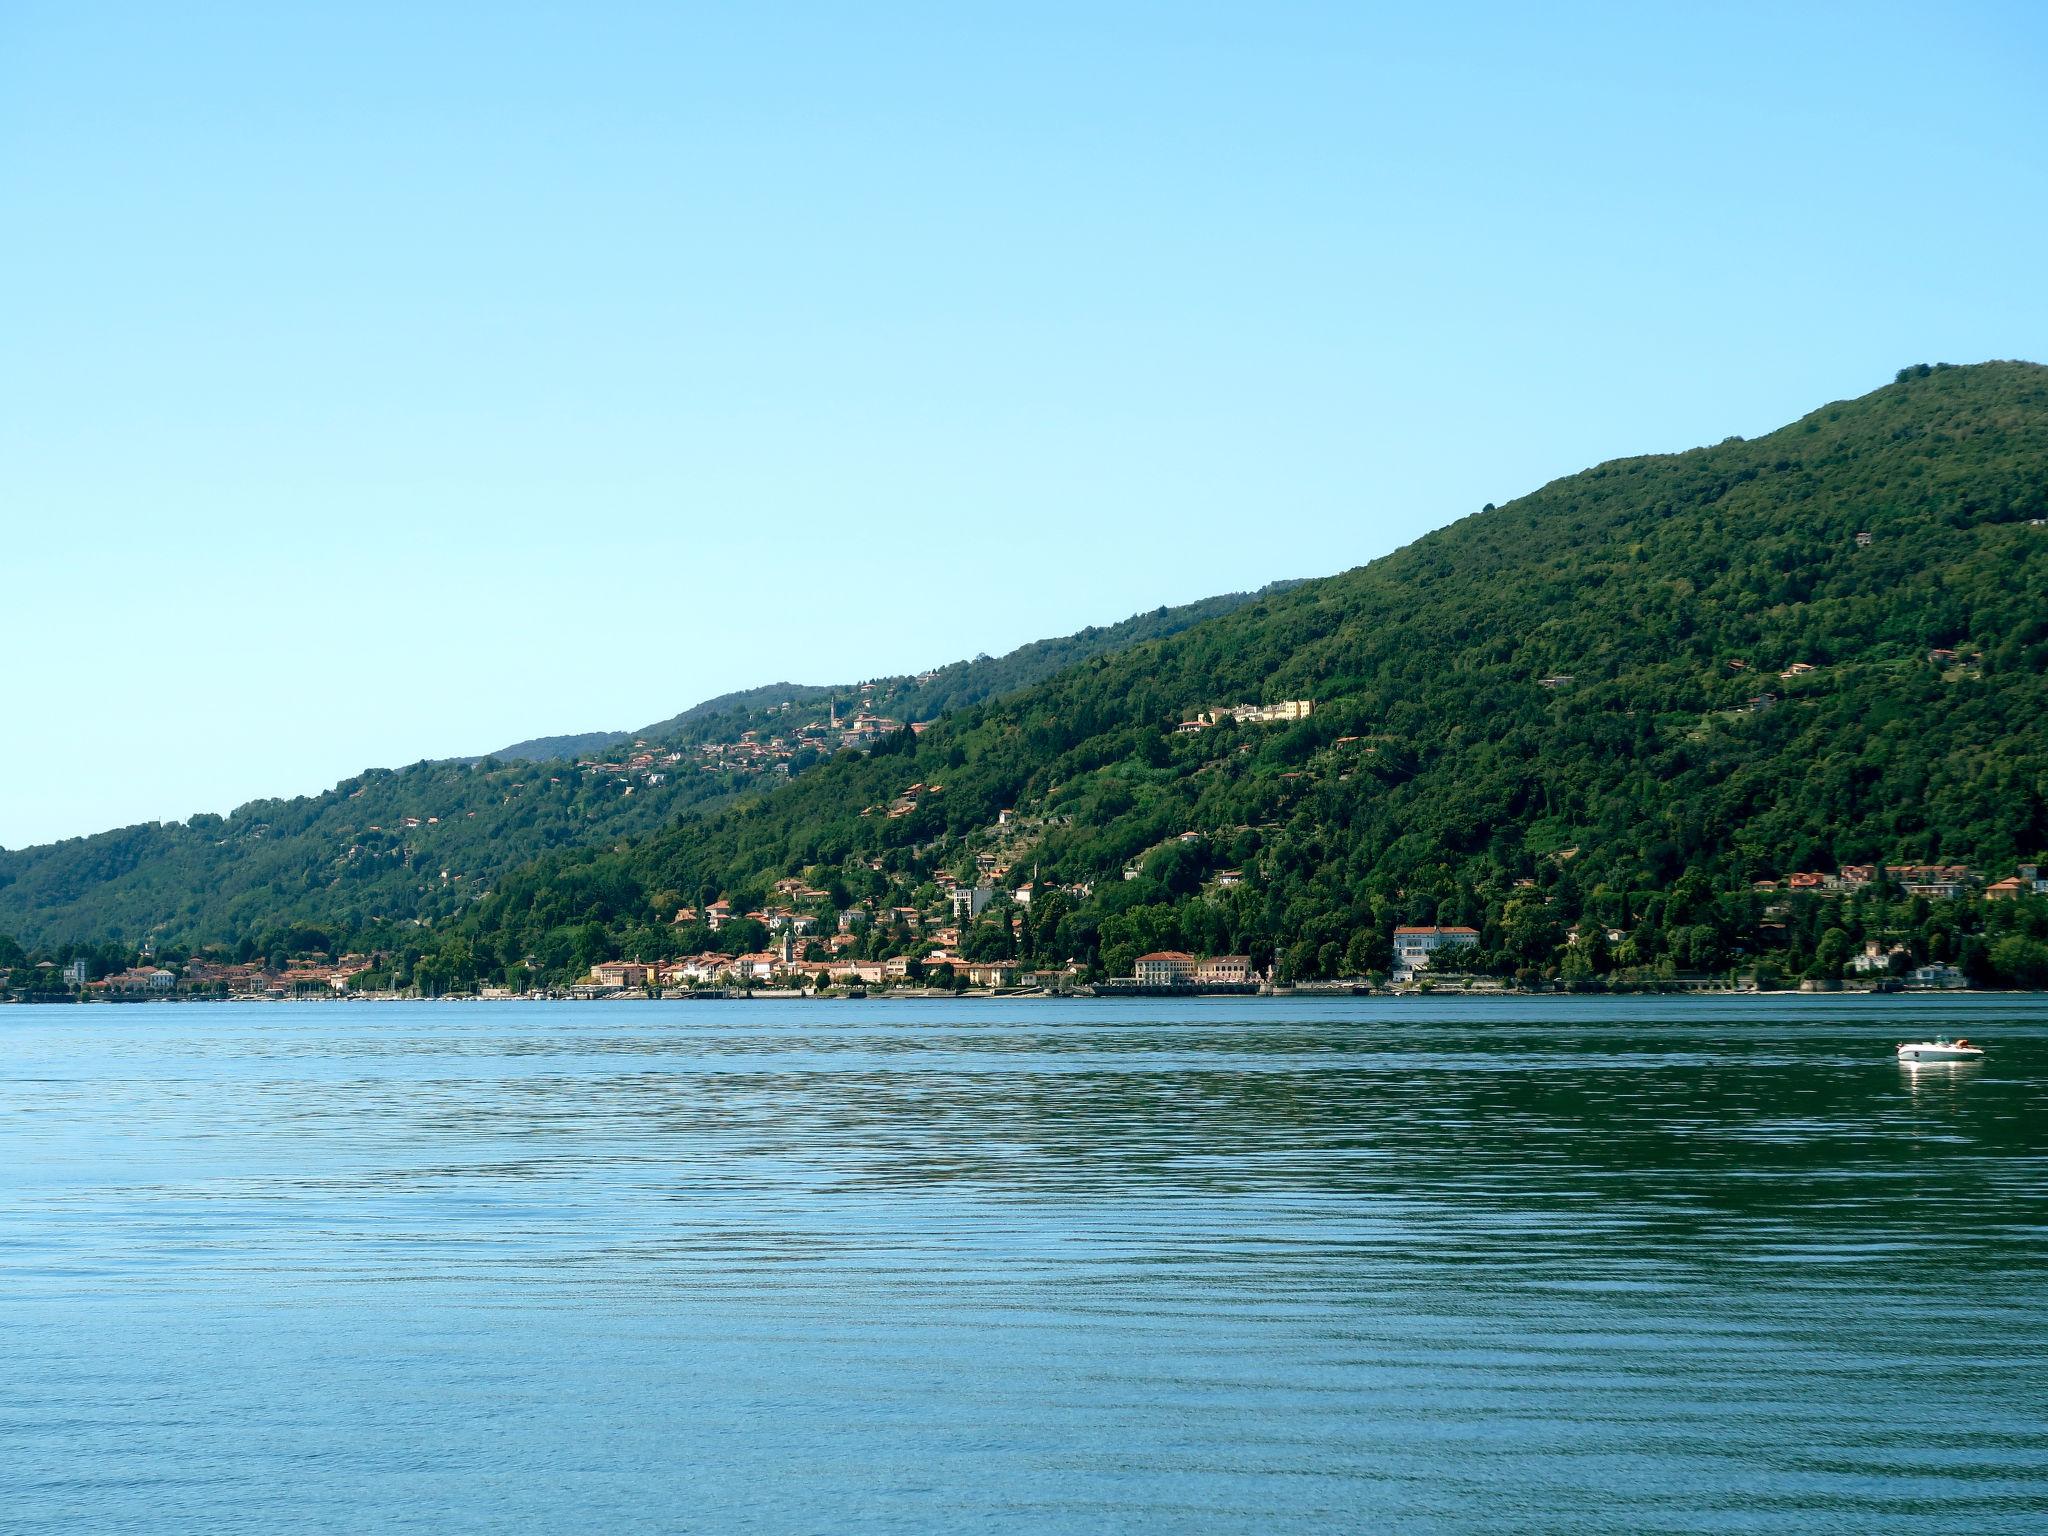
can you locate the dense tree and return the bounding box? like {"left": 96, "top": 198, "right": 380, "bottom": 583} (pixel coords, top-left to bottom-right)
{"left": 0, "top": 588, "right": 1288, "bottom": 948}
{"left": 9, "top": 363, "right": 2048, "bottom": 994}
{"left": 431, "top": 363, "right": 2048, "bottom": 990}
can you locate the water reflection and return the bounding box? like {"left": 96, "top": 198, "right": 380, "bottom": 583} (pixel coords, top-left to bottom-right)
{"left": 1901, "top": 1057, "right": 1984, "bottom": 1088}
{"left": 1, "top": 997, "right": 2043, "bottom": 1534}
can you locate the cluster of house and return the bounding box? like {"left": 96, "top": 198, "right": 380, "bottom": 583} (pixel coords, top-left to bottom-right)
{"left": 33, "top": 955, "right": 381, "bottom": 998}
{"left": 608, "top": 947, "right": 1255, "bottom": 996}
{"left": 579, "top": 702, "right": 932, "bottom": 788}
{"left": 64, "top": 960, "right": 179, "bottom": 993}
{"left": 575, "top": 747, "right": 687, "bottom": 783}
{"left": 1843, "top": 942, "right": 1968, "bottom": 989}
{"left": 612, "top": 866, "right": 1115, "bottom": 994}
{"left": 1174, "top": 699, "right": 1314, "bottom": 735}
{"left": 583, "top": 741, "right": 769, "bottom": 783}
{"left": 583, "top": 939, "right": 1073, "bottom": 996}
{"left": 583, "top": 932, "right": 1491, "bottom": 995}
{"left": 1761, "top": 863, "right": 2047, "bottom": 901}
{"left": 1115, "top": 927, "right": 1487, "bottom": 990}
{"left": 1110, "top": 924, "right": 1486, "bottom": 989}
{"left": 678, "top": 863, "right": 1091, "bottom": 936}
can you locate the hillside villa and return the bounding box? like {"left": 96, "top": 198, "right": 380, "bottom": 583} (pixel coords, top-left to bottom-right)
{"left": 1392, "top": 925, "right": 1481, "bottom": 983}
{"left": 1175, "top": 700, "right": 1314, "bottom": 733}
{"left": 1128, "top": 952, "right": 1259, "bottom": 987}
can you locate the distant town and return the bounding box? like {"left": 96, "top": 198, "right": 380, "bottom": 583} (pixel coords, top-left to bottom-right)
{"left": 581, "top": 698, "right": 934, "bottom": 787}
{"left": 11, "top": 851, "right": 2042, "bottom": 1003}
{"left": 7, "top": 660, "right": 2045, "bottom": 1004}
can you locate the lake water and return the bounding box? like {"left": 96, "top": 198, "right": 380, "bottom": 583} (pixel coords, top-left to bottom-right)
{"left": 3, "top": 996, "right": 2044, "bottom": 1532}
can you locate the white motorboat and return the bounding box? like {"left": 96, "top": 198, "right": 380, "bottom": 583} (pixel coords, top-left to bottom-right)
{"left": 1896, "top": 1037, "right": 1984, "bottom": 1063}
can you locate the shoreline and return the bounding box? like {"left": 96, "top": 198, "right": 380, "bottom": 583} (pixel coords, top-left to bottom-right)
{"left": 4, "top": 985, "right": 2029, "bottom": 1006}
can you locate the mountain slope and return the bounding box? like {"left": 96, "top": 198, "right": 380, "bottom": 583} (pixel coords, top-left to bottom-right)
{"left": 0, "top": 585, "right": 1287, "bottom": 946}
{"left": 456, "top": 361, "right": 2048, "bottom": 985}
{"left": 487, "top": 587, "right": 1289, "bottom": 762}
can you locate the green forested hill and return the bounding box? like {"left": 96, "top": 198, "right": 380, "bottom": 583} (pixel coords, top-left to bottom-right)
{"left": 10, "top": 364, "right": 2048, "bottom": 984}
{"left": 456, "top": 362, "right": 2048, "bottom": 986}
{"left": 487, "top": 585, "right": 1288, "bottom": 762}
{"left": 0, "top": 758, "right": 710, "bottom": 948}
{"left": 0, "top": 584, "right": 1283, "bottom": 947}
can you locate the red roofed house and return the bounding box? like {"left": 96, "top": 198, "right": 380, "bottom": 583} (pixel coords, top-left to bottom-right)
{"left": 1133, "top": 951, "right": 1196, "bottom": 986}
{"left": 731, "top": 952, "right": 778, "bottom": 984}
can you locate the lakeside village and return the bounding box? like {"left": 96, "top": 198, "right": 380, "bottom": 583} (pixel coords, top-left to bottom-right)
{"left": 7, "top": 682, "right": 2048, "bottom": 1002}
{"left": 10, "top": 878, "right": 2047, "bottom": 1003}
{"left": 12, "top": 870, "right": 2039, "bottom": 1005}
{"left": 9, "top": 659, "right": 2048, "bottom": 1002}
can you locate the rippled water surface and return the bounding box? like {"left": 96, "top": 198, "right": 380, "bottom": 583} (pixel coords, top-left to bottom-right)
{"left": 4, "top": 996, "right": 2045, "bottom": 1532}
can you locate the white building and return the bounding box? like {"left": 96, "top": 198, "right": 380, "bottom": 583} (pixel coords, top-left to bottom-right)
{"left": 1848, "top": 942, "right": 1905, "bottom": 975}
{"left": 1907, "top": 962, "right": 1967, "bottom": 989}
{"left": 1392, "top": 925, "right": 1480, "bottom": 983}
{"left": 1226, "top": 699, "right": 1314, "bottom": 725}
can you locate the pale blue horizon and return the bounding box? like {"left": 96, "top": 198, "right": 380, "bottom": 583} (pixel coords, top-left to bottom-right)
{"left": 3, "top": 2, "right": 2046, "bottom": 847}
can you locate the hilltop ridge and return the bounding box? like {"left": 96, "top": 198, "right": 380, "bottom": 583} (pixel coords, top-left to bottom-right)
{"left": 0, "top": 585, "right": 1288, "bottom": 943}
{"left": 444, "top": 361, "right": 2048, "bottom": 990}
{"left": 8, "top": 364, "right": 2048, "bottom": 993}
{"left": 486, "top": 586, "right": 1295, "bottom": 762}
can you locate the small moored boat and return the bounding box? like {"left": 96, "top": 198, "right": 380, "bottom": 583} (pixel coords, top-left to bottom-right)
{"left": 1897, "top": 1037, "right": 1984, "bottom": 1063}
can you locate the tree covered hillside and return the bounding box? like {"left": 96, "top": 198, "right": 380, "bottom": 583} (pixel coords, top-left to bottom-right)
{"left": 458, "top": 362, "right": 2048, "bottom": 986}
{"left": 0, "top": 582, "right": 1287, "bottom": 947}
{"left": 0, "top": 757, "right": 722, "bottom": 948}
{"left": 489, "top": 584, "right": 1291, "bottom": 762}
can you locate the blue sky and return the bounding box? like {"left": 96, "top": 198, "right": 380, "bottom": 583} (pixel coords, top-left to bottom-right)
{"left": 3, "top": 2, "right": 2045, "bottom": 847}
